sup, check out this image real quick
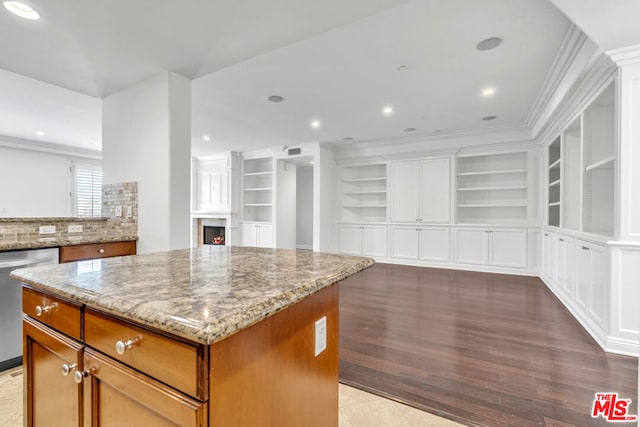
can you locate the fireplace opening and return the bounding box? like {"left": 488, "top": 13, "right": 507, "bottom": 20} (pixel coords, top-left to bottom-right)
{"left": 203, "top": 226, "right": 225, "bottom": 245}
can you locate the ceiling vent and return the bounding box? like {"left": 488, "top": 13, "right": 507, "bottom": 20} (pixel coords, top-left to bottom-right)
{"left": 287, "top": 148, "right": 301, "bottom": 156}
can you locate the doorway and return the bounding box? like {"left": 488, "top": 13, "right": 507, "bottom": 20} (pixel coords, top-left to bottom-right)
{"left": 275, "top": 156, "right": 314, "bottom": 250}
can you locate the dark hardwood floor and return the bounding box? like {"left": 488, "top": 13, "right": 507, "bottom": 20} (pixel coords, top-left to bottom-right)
{"left": 339, "top": 263, "right": 638, "bottom": 427}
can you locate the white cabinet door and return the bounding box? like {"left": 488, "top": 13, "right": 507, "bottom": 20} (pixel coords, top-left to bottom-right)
{"left": 240, "top": 223, "right": 257, "bottom": 247}
{"left": 390, "top": 228, "right": 420, "bottom": 260}
{"left": 257, "top": 224, "right": 273, "bottom": 248}
{"left": 541, "top": 232, "right": 553, "bottom": 279}
{"left": 454, "top": 228, "right": 487, "bottom": 265}
{"left": 488, "top": 228, "right": 527, "bottom": 268}
{"left": 585, "top": 242, "right": 607, "bottom": 326}
{"left": 555, "top": 236, "right": 573, "bottom": 296}
{"left": 420, "top": 158, "right": 450, "bottom": 223}
{"left": 575, "top": 243, "right": 589, "bottom": 311}
{"left": 390, "top": 161, "right": 420, "bottom": 222}
{"left": 339, "top": 225, "right": 362, "bottom": 256}
{"left": 361, "top": 226, "right": 387, "bottom": 258}
{"left": 419, "top": 227, "right": 450, "bottom": 262}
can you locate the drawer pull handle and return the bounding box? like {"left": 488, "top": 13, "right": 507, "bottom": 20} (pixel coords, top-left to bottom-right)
{"left": 61, "top": 363, "right": 77, "bottom": 376}
{"left": 73, "top": 370, "right": 91, "bottom": 384}
{"left": 116, "top": 336, "right": 141, "bottom": 355}
{"left": 35, "top": 303, "right": 57, "bottom": 316}
{"left": 98, "top": 249, "right": 105, "bottom": 254}
{"left": 559, "top": 238, "right": 565, "bottom": 242}
{"left": 582, "top": 246, "right": 590, "bottom": 250}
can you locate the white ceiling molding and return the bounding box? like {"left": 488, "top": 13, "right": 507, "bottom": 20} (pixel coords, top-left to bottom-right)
{"left": 535, "top": 53, "right": 616, "bottom": 147}
{"left": 606, "top": 44, "right": 640, "bottom": 66}
{"left": 0, "top": 134, "right": 102, "bottom": 160}
{"left": 332, "top": 124, "right": 532, "bottom": 163}
{"left": 526, "top": 25, "right": 588, "bottom": 129}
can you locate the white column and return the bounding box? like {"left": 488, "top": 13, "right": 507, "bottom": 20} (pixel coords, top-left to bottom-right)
{"left": 605, "top": 46, "right": 640, "bottom": 357}
{"left": 102, "top": 72, "right": 191, "bottom": 254}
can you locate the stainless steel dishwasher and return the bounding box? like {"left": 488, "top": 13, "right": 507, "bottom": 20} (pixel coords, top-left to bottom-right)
{"left": 0, "top": 247, "right": 59, "bottom": 370}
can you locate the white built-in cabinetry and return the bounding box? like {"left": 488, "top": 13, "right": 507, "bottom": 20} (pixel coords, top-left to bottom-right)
{"left": 240, "top": 222, "right": 273, "bottom": 248}
{"left": 453, "top": 227, "right": 528, "bottom": 268}
{"left": 456, "top": 152, "right": 530, "bottom": 225}
{"left": 341, "top": 164, "right": 387, "bottom": 222}
{"left": 338, "top": 225, "right": 387, "bottom": 258}
{"left": 389, "top": 226, "right": 450, "bottom": 262}
{"left": 390, "top": 158, "right": 450, "bottom": 223}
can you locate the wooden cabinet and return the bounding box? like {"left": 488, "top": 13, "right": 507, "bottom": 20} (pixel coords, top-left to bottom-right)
{"left": 240, "top": 222, "right": 273, "bottom": 248}
{"left": 23, "top": 316, "right": 83, "bottom": 427}
{"left": 454, "top": 227, "right": 527, "bottom": 268}
{"left": 390, "top": 158, "right": 451, "bottom": 223}
{"left": 389, "top": 226, "right": 450, "bottom": 262}
{"left": 338, "top": 224, "right": 387, "bottom": 258}
{"left": 59, "top": 240, "right": 136, "bottom": 263}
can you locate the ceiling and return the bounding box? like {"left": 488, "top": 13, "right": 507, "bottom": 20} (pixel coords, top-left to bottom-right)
{"left": 0, "top": 0, "right": 577, "bottom": 154}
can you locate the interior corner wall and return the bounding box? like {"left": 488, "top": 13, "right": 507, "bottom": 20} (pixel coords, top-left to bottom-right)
{"left": 296, "top": 167, "right": 313, "bottom": 249}
{"left": 315, "top": 147, "right": 337, "bottom": 253}
{"left": 102, "top": 72, "right": 191, "bottom": 254}
{"left": 0, "top": 146, "right": 71, "bottom": 217}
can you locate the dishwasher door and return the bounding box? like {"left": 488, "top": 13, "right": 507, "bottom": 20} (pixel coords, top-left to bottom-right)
{"left": 0, "top": 247, "right": 59, "bottom": 368}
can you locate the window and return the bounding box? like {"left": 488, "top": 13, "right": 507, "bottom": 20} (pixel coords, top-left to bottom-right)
{"left": 72, "top": 163, "right": 103, "bottom": 217}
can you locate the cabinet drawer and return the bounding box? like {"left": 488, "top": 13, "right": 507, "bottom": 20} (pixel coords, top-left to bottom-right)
{"left": 23, "top": 287, "right": 82, "bottom": 340}
{"left": 59, "top": 240, "right": 136, "bottom": 263}
{"left": 84, "top": 309, "right": 207, "bottom": 400}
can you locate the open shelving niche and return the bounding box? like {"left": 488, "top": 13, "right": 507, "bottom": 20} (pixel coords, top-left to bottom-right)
{"left": 341, "top": 163, "right": 387, "bottom": 222}
{"left": 456, "top": 151, "right": 529, "bottom": 224}
{"left": 242, "top": 157, "right": 273, "bottom": 222}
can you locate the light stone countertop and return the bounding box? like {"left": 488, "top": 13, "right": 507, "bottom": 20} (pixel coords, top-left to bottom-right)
{"left": 10, "top": 246, "right": 374, "bottom": 345}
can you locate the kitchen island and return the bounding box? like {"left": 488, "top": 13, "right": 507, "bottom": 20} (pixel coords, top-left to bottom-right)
{"left": 10, "top": 246, "right": 373, "bottom": 427}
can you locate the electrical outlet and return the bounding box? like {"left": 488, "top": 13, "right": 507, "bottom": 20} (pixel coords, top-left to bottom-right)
{"left": 126, "top": 205, "right": 132, "bottom": 218}
{"left": 314, "top": 316, "right": 327, "bottom": 357}
{"left": 115, "top": 205, "right": 122, "bottom": 217}
{"left": 68, "top": 224, "right": 83, "bottom": 233}
{"left": 39, "top": 225, "right": 56, "bottom": 235}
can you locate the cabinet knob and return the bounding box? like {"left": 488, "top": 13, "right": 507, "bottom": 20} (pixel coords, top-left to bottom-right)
{"left": 582, "top": 246, "right": 590, "bottom": 250}
{"left": 115, "top": 336, "right": 141, "bottom": 355}
{"left": 73, "top": 370, "right": 90, "bottom": 384}
{"left": 559, "top": 238, "right": 565, "bottom": 242}
{"left": 61, "top": 363, "right": 77, "bottom": 377}
{"left": 98, "top": 249, "right": 105, "bottom": 254}
{"left": 35, "top": 303, "right": 57, "bottom": 316}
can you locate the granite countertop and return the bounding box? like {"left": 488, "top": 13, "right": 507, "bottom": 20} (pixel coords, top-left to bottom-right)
{"left": 0, "top": 234, "right": 138, "bottom": 252}
{"left": 10, "top": 246, "right": 374, "bottom": 345}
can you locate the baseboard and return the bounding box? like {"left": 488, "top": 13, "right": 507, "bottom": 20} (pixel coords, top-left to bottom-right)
{"left": 605, "top": 337, "right": 639, "bottom": 357}
{"left": 0, "top": 356, "right": 22, "bottom": 372}
{"left": 296, "top": 245, "right": 313, "bottom": 251}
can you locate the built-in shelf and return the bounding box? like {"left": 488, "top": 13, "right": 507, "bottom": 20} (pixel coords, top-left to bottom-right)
{"left": 549, "top": 179, "right": 561, "bottom": 187}
{"left": 548, "top": 158, "right": 561, "bottom": 170}
{"left": 244, "top": 187, "right": 271, "bottom": 191}
{"left": 549, "top": 202, "right": 560, "bottom": 207}
{"left": 457, "top": 186, "right": 527, "bottom": 191}
{"left": 458, "top": 202, "right": 528, "bottom": 208}
{"left": 341, "top": 164, "right": 387, "bottom": 222}
{"left": 244, "top": 171, "right": 272, "bottom": 176}
{"left": 585, "top": 155, "right": 614, "bottom": 172}
{"left": 456, "top": 169, "right": 527, "bottom": 177}
{"left": 242, "top": 157, "right": 273, "bottom": 223}
{"left": 244, "top": 203, "right": 272, "bottom": 207}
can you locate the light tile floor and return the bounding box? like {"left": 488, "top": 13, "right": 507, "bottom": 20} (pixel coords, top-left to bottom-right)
{"left": 0, "top": 367, "right": 464, "bottom": 427}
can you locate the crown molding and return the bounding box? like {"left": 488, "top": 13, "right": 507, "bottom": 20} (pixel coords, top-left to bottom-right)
{"left": 0, "top": 134, "right": 102, "bottom": 160}
{"left": 606, "top": 44, "right": 640, "bottom": 66}
{"left": 526, "top": 25, "right": 589, "bottom": 128}
{"left": 536, "top": 53, "right": 616, "bottom": 147}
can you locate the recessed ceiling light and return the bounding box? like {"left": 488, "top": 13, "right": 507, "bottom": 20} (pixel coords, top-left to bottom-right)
{"left": 383, "top": 106, "right": 394, "bottom": 116}
{"left": 476, "top": 37, "right": 502, "bottom": 51}
{"left": 482, "top": 116, "right": 497, "bottom": 121}
{"left": 482, "top": 87, "right": 496, "bottom": 97}
{"left": 3, "top": 1, "right": 39, "bottom": 20}
{"left": 343, "top": 137, "right": 354, "bottom": 141}
{"left": 36, "top": 131, "right": 45, "bottom": 136}
{"left": 310, "top": 120, "right": 321, "bottom": 129}
{"left": 397, "top": 65, "right": 409, "bottom": 72}
{"left": 403, "top": 127, "right": 416, "bottom": 132}
{"left": 203, "top": 135, "right": 210, "bottom": 141}
{"left": 267, "top": 95, "right": 284, "bottom": 103}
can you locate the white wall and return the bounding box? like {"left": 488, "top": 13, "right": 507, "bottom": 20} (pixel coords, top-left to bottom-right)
{"left": 316, "top": 146, "right": 337, "bottom": 253}
{"left": 0, "top": 146, "right": 88, "bottom": 217}
{"left": 296, "top": 166, "right": 313, "bottom": 249}
{"left": 275, "top": 160, "right": 296, "bottom": 250}
{"left": 102, "top": 72, "right": 191, "bottom": 254}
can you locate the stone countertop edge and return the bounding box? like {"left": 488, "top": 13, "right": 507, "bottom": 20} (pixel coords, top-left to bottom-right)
{"left": 10, "top": 248, "right": 374, "bottom": 346}
{"left": 0, "top": 217, "right": 110, "bottom": 223}
{"left": 0, "top": 235, "right": 138, "bottom": 252}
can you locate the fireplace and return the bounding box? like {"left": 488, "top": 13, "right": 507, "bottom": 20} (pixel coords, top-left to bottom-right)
{"left": 203, "top": 226, "right": 225, "bottom": 245}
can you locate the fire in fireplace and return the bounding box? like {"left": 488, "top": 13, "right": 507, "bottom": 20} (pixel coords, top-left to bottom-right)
{"left": 203, "top": 226, "right": 225, "bottom": 245}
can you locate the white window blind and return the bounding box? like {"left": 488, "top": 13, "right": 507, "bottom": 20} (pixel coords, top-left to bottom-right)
{"left": 74, "top": 166, "right": 103, "bottom": 217}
